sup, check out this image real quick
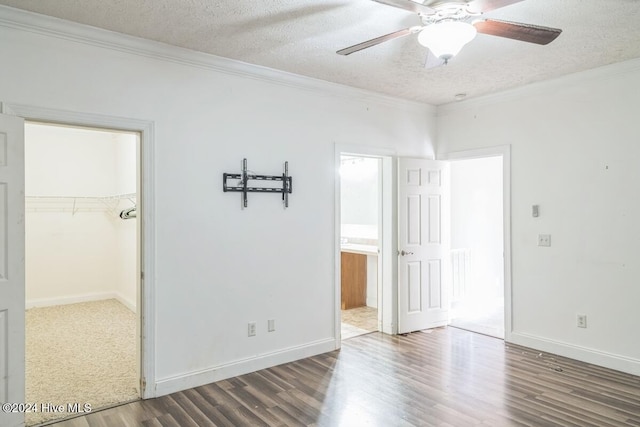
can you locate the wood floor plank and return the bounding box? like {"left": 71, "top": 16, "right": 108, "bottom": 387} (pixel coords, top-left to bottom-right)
{"left": 195, "top": 383, "right": 243, "bottom": 410}
{"left": 45, "top": 327, "right": 640, "bottom": 427}
{"left": 265, "top": 406, "right": 307, "bottom": 427}
{"left": 56, "top": 417, "right": 90, "bottom": 427}
{"left": 225, "top": 385, "right": 284, "bottom": 425}
{"left": 179, "top": 389, "right": 224, "bottom": 421}
{"left": 160, "top": 396, "right": 201, "bottom": 427}
{"left": 216, "top": 402, "right": 268, "bottom": 427}
{"left": 155, "top": 413, "right": 181, "bottom": 427}
{"left": 241, "top": 371, "right": 288, "bottom": 397}
{"left": 170, "top": 392, "right": 217, "bottom": 427}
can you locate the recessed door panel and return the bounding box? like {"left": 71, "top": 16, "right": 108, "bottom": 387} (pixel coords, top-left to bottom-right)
{"left": 407, "top": 261, "right": 422, "bottom": 313}
{"left": 428, "top": 195, "right": 441, "bottom": 244}
{"left": 428, "top": 260, "right": 442, "bottom": 309}
{"left": 407, "top": 195, "right": 421, "bottom": 246}
{"left": 0, "top": 309, "right": 7, "bottom": 402}
{"left": 428, "top": 170, "right": 441, "bottom": 186}
{"left": 0, "top": 183, "right": 7, "bottom": 281}
{"left": 0, "top": 133, "right": 7, "bottom": 167}
{"left": 407, "top": 168, "right": 421, "bottom": 186}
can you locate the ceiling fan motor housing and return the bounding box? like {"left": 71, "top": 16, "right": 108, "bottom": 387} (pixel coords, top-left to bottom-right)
{"left": 420, "top": 3, "right": 478, "bottom": 25}
{"left": 337, "top": 0, "right": 562, "bottom": 63}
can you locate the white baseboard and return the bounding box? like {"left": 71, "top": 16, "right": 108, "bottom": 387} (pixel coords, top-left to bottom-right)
{"left": 26, "top": 292, "right": 117, "bottom": 309}
{"left": 508, "top": 332, "right": 640, "bottom": 376}
{"left": 114, "top": 292, "right": 136, "bottom": 313}
{"left": 26, "top": 291, "right": 137, "bottom": 312}
{"left": 154, "top": 338, "right": 337, "bottom": 397}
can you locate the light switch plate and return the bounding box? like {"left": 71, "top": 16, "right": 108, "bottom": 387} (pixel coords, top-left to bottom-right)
{"left": 248, "top": 322, "right": 257, "bottom": 337}
{"left": 577, "top": 314, "right": 587, "bottom": 328}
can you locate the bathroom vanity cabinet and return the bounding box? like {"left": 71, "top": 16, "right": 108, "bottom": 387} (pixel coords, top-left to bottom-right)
{"left": 340, "top": 252, "right": 367, "bottom": 310}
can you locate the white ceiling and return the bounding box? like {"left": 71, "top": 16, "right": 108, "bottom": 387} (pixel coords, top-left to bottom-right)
{"left": 2, "top": 0, "right": 640, "bottom": 105}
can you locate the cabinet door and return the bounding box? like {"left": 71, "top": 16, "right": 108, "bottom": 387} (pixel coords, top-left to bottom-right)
{"left": 341, "top": 252, "right": 367, "bottom": 310}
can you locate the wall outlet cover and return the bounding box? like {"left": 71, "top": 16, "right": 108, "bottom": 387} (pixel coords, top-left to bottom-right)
{"left": 538, "top": 234, "right": 551, "bottom": 247}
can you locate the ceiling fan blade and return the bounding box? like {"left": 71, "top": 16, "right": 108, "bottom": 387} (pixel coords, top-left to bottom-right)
{"left": 371, "top": 0, "right": 435, "bottom": 15}
{"left": 424, "top": 49, "right": 446, "bottom": 69}
{"left": 337, "top": 27, "right": 416, "bottom": 55}
{"left": 466, "top": 0, "right": 524, "bottom": 13}
{"left": 474, "top": 19, "right": 562, "bottom": 45}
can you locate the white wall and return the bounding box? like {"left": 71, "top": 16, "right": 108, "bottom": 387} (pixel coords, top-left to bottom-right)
{"left": 437, "top": 59, "right": 640, "bottom": 375}
{"left": 340, "top": 156, "right": 379, "bottom": 244}
{"left": 114, "top": 135, "right": 138, "bottom": 310}
{"left": 0, "top": 7, "right": 436, "bottom": 394}
{"left": 25, "top": 123, "right": 137, "bottom": 310}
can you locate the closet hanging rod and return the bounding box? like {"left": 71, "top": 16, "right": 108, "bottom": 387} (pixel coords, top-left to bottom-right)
{"left": 26, "top": 193, "right": 137, "bottom": 216}
{"left": 25, "top": 193, "right": 137, "bottom": 200}
{"left": 119, "top": 207, "right": 137, "bottom": 220}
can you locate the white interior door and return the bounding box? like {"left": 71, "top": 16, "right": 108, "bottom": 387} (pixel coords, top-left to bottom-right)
{"left": 398, "top": 158, "right": 449, "bottom": 334}
{"left": 0, "top": 114, "right": 25, "bottom": 427}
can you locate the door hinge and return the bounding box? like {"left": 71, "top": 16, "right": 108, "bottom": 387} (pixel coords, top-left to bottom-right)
{"left": 140, "top": 377, "right": 146, "bottom": 392}
{"left": 141, "top": 271, "right": 145, "bottom": 280}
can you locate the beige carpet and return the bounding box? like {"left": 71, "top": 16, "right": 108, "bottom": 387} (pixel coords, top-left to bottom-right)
{"left": 26, "top": 299, "right": 138, "bottom": 426}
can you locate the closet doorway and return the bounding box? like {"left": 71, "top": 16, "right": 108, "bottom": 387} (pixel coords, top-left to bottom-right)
{"left": 24, "top": 122, "right": 141, "bottom": 426}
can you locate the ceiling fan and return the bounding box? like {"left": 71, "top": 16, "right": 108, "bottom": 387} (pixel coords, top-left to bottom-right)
{"left": 337, "top": 0, "right": 562, "bottom": 66}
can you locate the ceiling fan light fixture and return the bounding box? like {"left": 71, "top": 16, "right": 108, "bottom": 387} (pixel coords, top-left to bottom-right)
{"left": 418, "top": 21, "right": 477, "bottom": 61}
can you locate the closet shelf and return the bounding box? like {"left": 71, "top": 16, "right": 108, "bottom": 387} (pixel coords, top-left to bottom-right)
{"left": 26, "top": 193, "right": 136, "bottom": 215}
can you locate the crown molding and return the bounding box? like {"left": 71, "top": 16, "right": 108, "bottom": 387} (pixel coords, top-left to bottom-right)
{"left": 0, "top": 5, "right": 435, "bottom": 115}
{"left": 437, "top": 57, "right": 640, "bottom": 117}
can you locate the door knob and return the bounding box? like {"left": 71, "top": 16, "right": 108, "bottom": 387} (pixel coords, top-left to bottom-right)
{"left": 400, "top": 250, "right": 414, "bottom": 256}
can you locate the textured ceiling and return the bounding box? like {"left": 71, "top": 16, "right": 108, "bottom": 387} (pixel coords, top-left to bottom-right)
{"left": 2, "top": 0, "right": 640, "bottom": 105}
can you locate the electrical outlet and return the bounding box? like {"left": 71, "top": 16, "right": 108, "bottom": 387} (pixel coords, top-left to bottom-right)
{"left": 577, "top": 314, "right": 587, "bottom": 328}
{"left": 268, "top": 319, "right": 275, "bottom": 332}
{"left": 538, "top": 234, "right": 551, "bottom": 247}
{"left": 248, "top": 321, "right": 257, "bottom": 337}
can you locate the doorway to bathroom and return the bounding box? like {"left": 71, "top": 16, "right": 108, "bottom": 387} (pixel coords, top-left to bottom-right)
{"left": 339, "top": 155, "right": 382, "bottom": 339}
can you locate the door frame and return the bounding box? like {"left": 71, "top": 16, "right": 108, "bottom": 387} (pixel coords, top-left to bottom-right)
{"left": 1, "top": 102, "right": 157, "bottom": 398}
{"left": 334, "top": 144, "right": 397, "bottom": 346}
{"left": 439, "top": 145, "right": 512, "bottom": 341}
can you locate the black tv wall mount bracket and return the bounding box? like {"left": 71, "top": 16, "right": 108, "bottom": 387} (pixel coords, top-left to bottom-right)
{"left": 223, "top": 158, "right": 292, "bottom": 208}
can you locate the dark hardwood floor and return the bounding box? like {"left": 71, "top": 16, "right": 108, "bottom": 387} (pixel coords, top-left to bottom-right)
{"left": 46, "top": 327, "right": 640, "bottom": 426}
